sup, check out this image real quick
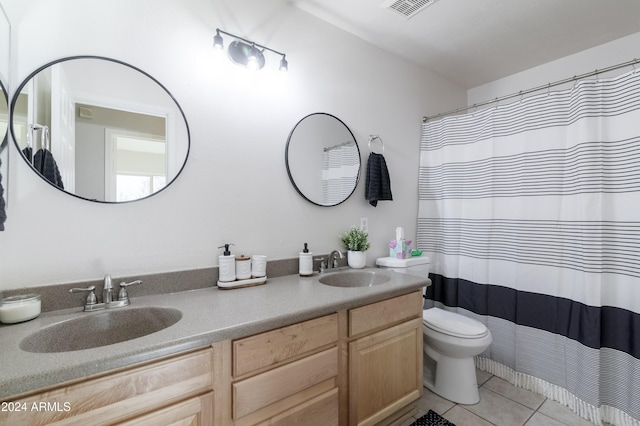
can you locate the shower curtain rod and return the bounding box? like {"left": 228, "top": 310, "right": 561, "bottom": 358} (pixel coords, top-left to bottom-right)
{"left": 323, "top": 140, "right": 355, "bottom": 151}
{"left": 422, "top": 57, "right": 640, "bottom": 122}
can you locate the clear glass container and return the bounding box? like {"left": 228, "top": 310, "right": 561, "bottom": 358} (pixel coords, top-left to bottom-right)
{"left": 0, "top": 294, "right": 41, "bottom": 324}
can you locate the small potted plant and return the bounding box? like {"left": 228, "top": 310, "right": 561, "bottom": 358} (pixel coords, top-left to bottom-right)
{"left": 340, "top": 226, "right": 371, "bottom": 269}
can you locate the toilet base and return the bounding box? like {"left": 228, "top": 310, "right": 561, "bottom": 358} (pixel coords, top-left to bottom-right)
{"left": 423, "top": 354, "right": 480, "bottom": 405}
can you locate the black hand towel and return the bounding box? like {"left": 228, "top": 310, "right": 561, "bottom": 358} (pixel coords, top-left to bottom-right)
{"left": 22, "top": 147, "right": 32, "bottom": 163}
{"left": 33, "top": 148, "right": 64, "bottom": 190}
{"left": 365, "top": 152, "right": 392, "bottom": 207}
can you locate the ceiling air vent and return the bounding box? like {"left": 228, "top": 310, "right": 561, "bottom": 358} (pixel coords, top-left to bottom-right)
{"left": 381, "top": 0, "right": 438, "bottom": 19}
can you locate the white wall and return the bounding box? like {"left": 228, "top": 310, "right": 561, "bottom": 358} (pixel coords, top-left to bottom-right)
{"left": 468, "top": 32, "right": 640, "bottom": 105}
{"left": 0, "top": 0, "right": 466, "bottom": 289}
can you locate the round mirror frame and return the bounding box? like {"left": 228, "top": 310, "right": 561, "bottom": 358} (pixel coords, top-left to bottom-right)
{"left": 9, "top": 55, "right": 191, "bottom": 204}
{"left": 0, "top": 80, "right": 7, "bottom": 152}
{"left": 285, "top": 112, "right": 360, "bottom": 207}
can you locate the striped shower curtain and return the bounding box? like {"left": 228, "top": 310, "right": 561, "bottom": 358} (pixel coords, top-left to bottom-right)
{"left": 417, "top": 69, "right": 640, "bottom": 426}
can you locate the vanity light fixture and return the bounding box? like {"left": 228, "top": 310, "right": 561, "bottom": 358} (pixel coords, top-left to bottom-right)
{"left": 213, "top": 29, "right": 288, "bottom": 72}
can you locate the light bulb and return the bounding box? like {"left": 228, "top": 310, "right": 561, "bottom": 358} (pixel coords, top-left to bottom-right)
{"left": 247, "top": 55, "right": 259, "bottom": 70}
{"left": 247, "top": 46, "right": 260, "bottom": 70}
{"left": 279, "top": 56, "right": 288, "bottom": 72}
{"left": 213, "top": 32, "right": 224, "bottom": 50}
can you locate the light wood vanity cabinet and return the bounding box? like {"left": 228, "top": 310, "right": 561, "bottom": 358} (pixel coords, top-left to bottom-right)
{"left": 1, "top": 289, "right": 424, "bottom": 426}
{"left": 225, "top": 290, "right": 423, "bottom": 426}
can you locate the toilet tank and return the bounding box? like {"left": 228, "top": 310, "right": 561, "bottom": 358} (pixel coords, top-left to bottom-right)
{"left": 376, "top": 256, "right": 430, "bottom": 297}
{"left": 375, "top": 256, "right": 430, "bottom": 277}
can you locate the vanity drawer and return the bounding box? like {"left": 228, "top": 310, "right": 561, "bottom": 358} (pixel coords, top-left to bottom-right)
{"left": 233, "top": 313, "right": 338, "bottom": 377}
{"left": 233, "top": 346, "right": 338, "bottom": 421}
{"left": 0, "top": 347, "right": 213, "bottom": 426}
{"left": 349, "top": 290, "right": 423, "bottom": 337}
{"left": 256, "top": 387, "right": 339, "bottom": 426}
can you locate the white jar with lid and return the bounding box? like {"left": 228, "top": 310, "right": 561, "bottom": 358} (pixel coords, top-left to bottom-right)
{"left": 236, "top": 255, "right": 252, "bottom": 280}
{"left": 251, "top": 255, "right": 267, "bottom": 278}
{"left": 0, "top": 294, "right": 42, "bottom": 324}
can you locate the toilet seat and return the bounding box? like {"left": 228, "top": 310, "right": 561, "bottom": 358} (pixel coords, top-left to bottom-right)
{"left": 423, "top": 308, "right": 488, "bottom": 339}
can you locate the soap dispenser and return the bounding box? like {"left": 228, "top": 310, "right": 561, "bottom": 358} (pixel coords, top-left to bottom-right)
{"left": 218, "top": 244, "right": 236, "bottom": 282}
{"left": 299, "top": 243, "right": 313, "bottom": 277}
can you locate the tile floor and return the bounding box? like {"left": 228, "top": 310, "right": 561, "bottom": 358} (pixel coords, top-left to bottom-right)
{"left": 402, "top": 370, "right": 600, "bottom": 426}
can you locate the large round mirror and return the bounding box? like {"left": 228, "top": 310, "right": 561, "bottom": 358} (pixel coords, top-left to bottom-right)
{"left": 10, "top": 56, "right": 190, "bottom": 203}
{"left": 285, "top": 113, "right": 360, "bottom": 206}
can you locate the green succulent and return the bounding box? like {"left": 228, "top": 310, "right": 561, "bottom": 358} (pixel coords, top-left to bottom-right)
{"left": 340, "top": 226, "right": 371, "bottom": 252}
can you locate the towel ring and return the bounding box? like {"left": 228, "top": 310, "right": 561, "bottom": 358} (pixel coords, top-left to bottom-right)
{"left": 368, "top": 135, "right": 384, "bottom": 154}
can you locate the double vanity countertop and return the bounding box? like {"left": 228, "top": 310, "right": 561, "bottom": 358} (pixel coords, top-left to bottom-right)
{"left": 0, "top": 268, "right": 429, "bottom": 399}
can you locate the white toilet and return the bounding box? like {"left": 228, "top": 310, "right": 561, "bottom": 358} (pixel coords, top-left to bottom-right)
{"left": 376, "top": 256, "right": 492, "bottom": 405}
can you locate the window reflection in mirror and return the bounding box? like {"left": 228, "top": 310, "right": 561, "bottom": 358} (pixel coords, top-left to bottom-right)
{"left": 10, "top": 56, "right": 190, "bottom": 203}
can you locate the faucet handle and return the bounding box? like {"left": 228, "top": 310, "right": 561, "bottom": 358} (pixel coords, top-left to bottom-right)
{"left": 314, "top": 258, "right": 327, "bottom": 273}
{"left": 117, "top": 280, "right": 143, "bottom": 303}
{"left": 69, "top": 285, "right": 97, "bottom": 305}
{"left": 119, "top": 280, "right": 142, "bottom": 288}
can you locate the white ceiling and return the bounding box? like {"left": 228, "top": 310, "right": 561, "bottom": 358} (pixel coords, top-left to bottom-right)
{"left": 291, "top": 0, "right": 640, "bottom": 89}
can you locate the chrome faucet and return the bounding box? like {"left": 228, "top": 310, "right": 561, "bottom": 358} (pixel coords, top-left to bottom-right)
{"left": 103, "top": 274, "right": 114, "bottom": 304}
{"left": 69, "top": 276, "right": 143, "bottom": 311}
{"left": 328, "top": 249, "right": 344, "bottom": 269}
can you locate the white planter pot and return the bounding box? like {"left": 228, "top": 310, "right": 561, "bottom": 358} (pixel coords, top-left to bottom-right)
{"left": 347, "top": 250, "right": 367, "bottom": 269}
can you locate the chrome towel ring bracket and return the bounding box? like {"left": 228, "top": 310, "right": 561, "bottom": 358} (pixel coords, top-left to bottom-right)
{"left": 368, "top": 135, "right": 384, "bottom": 154}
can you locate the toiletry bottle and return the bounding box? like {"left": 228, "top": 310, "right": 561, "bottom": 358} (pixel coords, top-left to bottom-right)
{"left": 218, "top": 244, "right": 236, "bottom": 282}
{"left": 299, "top": 243, "right": 313, "bottom": 277}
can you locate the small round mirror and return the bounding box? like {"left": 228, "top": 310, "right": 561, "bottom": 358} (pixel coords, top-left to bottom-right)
{"left": 285, "top": 113, "right": 360, "bottom": 206}
{"left": 10, "top": 56, "right": 190, "bottom": 203}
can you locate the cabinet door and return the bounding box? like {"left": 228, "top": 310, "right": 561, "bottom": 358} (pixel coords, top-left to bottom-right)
{"left": 349, "top": 318, "right": 423, "bottom": 426}
{"left": 119, "top": 392, "right": 214, "bottom": 426}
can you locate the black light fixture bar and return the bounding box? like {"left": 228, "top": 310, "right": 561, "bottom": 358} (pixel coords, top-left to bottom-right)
{"left": 214, "top": 28, "right": 288, "bottom": 72}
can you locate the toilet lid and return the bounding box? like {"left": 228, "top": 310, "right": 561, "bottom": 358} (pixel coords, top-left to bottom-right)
{"left": 423, "top": 308, "right": 488, "bottom": 338}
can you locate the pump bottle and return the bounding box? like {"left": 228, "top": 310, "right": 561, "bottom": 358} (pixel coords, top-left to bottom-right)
{"left": 218, "top": 244, "right": 236, "bottom": 282}
{"left": 299, "top": 243, "right": 313, "bottom": 277}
